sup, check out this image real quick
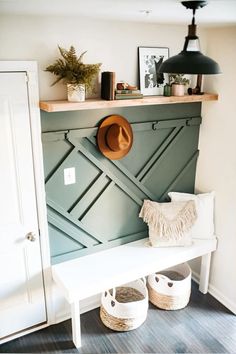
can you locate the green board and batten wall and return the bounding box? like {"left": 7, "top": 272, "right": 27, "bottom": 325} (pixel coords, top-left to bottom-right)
{"left": 41, "top": 103, "right": 201, "bottom": 264}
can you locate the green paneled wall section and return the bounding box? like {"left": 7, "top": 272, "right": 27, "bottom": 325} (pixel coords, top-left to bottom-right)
{"left": 41, "top": 103, "right": 202, "bottom": 264}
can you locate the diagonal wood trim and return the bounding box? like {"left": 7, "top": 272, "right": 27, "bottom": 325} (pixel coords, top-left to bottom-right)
{"left": 136, "top": 126, "right": 182, "bottom": 181}
{"left": 45, "top": 145, "right": 76, "bottom": 185}
{"left": 79, "top": 181, "right": 114, "bottom": 222}
{"left": 139, "top": 126, "right": 187, "bottom": 183}
{"left": 47, "top": 199, "right": 108, "bottom": 244}
{"left": 47, "top": 208, "right": 95, "bottom": 248}
{"left": 67, "top": 137, "right": 143, "bottom": 206}
{"left": 70, "top": 173, "right": 110, "bottom": 220}
{"left": 88, "top": 136, "right": 156, "bottom": 201}
{"left": 159, "top": 150, "right": 199, "bottom": 201}
{"left": 112, "top": 160, "right": 156, "bottom": 200}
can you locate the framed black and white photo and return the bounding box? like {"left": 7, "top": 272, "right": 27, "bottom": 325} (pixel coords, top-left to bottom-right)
{"left": 138, "top": 47, "right": 169, "bottom": 96}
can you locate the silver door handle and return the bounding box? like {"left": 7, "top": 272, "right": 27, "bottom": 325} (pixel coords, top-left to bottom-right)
{"left": 26, "top": 232, "right": 36, "bottom": 242}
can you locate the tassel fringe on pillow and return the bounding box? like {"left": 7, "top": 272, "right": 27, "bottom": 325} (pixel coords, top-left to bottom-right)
{"left": 139, "top": 199, "right": 197, "bottom": 241}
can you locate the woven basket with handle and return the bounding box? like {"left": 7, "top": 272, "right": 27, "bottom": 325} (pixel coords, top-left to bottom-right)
{"left": 100, "top": 278, "right": 148, "bottom": 331}
{"left": 147, "top": 263, "right": 191, "bottom": 310}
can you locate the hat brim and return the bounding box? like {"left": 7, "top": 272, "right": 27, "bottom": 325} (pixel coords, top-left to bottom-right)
{"left": 97, "top": 115, "right": 133, "bottom": 160}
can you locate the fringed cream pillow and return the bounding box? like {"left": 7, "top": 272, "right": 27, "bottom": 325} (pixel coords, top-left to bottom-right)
{"left": 139, "top": 200, "right": 197, "bottom": 247}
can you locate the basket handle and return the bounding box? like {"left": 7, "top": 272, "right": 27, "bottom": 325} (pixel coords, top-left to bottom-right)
{"left": 104, "top": 288, "right": 117, "bottom": 307}
{"left": 109, "top": 288, "right": 116, "bottom": 307}
{"left": 104, "top": 288, "right": 116, "bottom": 299}
{"left": 155, "top": 274, "right": 175, "bottom": 287}
{"left": 110, "top": 287, "right": 116, "bottom": 300}
{"left": 141, "top": 277, "right": 146, "bottom": 285}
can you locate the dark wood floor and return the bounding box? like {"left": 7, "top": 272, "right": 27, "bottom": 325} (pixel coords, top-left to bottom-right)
{"left": 1, "top": 282, "right": 236, "bottom": 353}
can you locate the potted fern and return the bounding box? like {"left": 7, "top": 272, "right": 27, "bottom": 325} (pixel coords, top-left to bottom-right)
{"left": 169, "top": 74, "right": 190, "bottom": 96}
{"left": 45, "top": 45, "right": 101, "bottom": 102}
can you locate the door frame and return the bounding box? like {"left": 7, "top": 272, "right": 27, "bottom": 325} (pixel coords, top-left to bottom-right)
{"left": 0, "top": 61, "right": 53, "bottom": 343}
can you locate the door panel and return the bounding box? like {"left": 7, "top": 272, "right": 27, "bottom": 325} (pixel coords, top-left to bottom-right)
{"left": 0, "top": 72, "right": 46, "bottom": 339}
{"left": 1, "top": 97, "right": 22, "bottom": 229}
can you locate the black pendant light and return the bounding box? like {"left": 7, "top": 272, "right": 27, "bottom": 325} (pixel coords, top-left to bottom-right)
{"left": 158, "top": 1, "right": 221, "bottom": 76}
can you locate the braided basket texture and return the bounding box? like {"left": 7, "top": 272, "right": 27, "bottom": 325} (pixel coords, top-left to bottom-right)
{"left": 147, "top": 263, "right": 191, "bottom": 310}
{"left": 100, "top": 279, "right": 148, "bottom": 331}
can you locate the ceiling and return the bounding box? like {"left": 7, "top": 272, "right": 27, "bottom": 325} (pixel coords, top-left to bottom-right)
{"left": 0, "top": 0, "right": 236, "bottom": 26}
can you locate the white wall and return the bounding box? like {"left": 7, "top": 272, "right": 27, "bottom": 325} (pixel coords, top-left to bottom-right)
{"left": 194, "top": 26, "right": 236, "bottom": 314}
{"left": 0, "top": 15, "right": 199, "bottom": 100}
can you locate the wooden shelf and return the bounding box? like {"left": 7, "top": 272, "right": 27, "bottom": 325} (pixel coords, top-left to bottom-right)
{"left": 39, "top": 93, "right": 218, "bottom": 113}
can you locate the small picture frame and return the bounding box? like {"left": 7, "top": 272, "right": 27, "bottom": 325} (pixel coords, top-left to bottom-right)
{"left": 138, "top": 46, "right": 169, "bottom": 96}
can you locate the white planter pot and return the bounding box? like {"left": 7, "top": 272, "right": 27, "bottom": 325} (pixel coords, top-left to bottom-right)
{"left": 67, "top": 83, "right": 85, "bottom": 102}
{"left": 171, "top": 84, "right": 185, "bottom": 96}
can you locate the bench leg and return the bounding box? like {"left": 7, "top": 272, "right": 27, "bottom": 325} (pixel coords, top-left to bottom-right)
{"left": 199, "top": 252, "right": 212, "bottom": 294}
{"left": 71, "top": 301, "right": 81, "bottom": 349}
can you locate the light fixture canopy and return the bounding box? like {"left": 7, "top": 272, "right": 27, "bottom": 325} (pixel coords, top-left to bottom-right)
{"left": 158, "top": 0, "right": 221, "bottom": 75}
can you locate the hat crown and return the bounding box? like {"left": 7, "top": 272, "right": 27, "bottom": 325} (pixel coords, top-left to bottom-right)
{"left": 106, "top": 124, "right": 131, "bottom": 152}
{"left": 97, "top": 115, "right": 133, "bottom": 160}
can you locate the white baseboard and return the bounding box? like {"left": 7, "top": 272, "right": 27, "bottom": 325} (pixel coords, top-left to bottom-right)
{"left": 0, "top": 323, "right": 49, "bottom": 345}
{"left": 191, "top": 269, "right": 201, "bottom": 284}
{"left": 80, "top": 293, "right": 101, "bottom": 314}
{"left": 54, "top": 293, "right": 101, "bottom": 324}
{"left": 192, "top": 270, "right": 236, "bottom": 315}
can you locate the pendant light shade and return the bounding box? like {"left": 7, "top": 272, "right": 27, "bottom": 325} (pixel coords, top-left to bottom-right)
{"left": 158, "top": 1, "right": 221, "bottom": 75}
{"left": 159, "top": 51, "right": 221, "bottom": 75}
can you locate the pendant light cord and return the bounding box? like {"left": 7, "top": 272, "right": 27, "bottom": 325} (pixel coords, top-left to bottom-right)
{"left": 192, "top": 8, "right": 196, "bottom": 25}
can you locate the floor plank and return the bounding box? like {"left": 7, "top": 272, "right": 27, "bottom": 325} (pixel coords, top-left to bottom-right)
{"left": 1, "top": 282, "right": 236, "bottom": 353}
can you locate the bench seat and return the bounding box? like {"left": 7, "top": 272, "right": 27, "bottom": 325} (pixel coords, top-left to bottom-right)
{"left": 52, "top": 237, "right": 217, "bottom": 348}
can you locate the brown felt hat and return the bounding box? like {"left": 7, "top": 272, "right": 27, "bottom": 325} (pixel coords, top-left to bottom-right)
{"left": 97, "top": 115, "right": 133, "bottom": 160}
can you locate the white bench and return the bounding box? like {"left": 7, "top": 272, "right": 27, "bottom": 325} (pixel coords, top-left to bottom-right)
{"left": 51, "top": 237, "right": 217, "bottom": 348}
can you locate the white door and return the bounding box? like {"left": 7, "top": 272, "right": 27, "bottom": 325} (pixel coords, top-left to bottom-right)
{"left": 0, "top": 72, "right": 46, "bottom": 339}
